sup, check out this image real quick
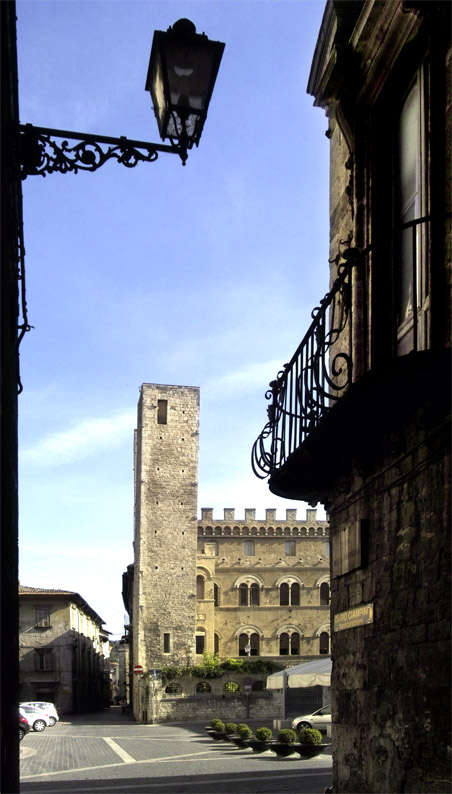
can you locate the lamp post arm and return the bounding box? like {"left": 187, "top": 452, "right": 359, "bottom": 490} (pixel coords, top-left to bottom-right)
{"left": 18, "top": 123, "right": 187, "bottom": 178}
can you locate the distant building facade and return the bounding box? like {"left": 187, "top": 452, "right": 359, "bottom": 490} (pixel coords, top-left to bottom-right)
{"left": 197, "top": 507, "right": 330, "bottom": 660}
{"left": 252, "top": 2, "right": 451, "bottom": 791}
{"left": 19, "top": 586, "right": 109, "bottom": 714}
{"left": 123, "top": 383, "right": 330, "bottom": 721}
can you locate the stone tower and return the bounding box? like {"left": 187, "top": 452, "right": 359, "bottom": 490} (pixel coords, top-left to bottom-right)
{"left": 132, "top": 384, "right": 200, "bottom": 673}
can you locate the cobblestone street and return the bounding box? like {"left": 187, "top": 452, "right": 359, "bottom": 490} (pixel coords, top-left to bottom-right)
{"left": 20, "top": 707, "right": 332, "bottom": 793}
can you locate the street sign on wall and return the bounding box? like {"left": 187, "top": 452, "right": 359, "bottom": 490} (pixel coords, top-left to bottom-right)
{"left": 133, "top": 664, "right": 144, "bottom": 675}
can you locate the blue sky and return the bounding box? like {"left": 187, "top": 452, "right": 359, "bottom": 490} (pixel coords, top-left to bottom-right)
{"left": 17, "top": 0, "right": 329, "bottom": 637}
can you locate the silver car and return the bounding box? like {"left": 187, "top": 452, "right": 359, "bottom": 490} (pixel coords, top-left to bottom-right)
{"left": 291, "top": 704, "right": 331, "bottom": 731}
{"left": 19, "top": 706, "right": 51, "bottom": 732}
{"left": 20, "top": 701, "right": 59, "bottom": 726}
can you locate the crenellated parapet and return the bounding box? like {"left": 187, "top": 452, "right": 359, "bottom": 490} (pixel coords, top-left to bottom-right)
{"left": 198, "top": 506, "right": 329, "bottom": 537}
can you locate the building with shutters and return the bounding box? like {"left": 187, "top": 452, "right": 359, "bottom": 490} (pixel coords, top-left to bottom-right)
{"left": 19, "top": 585, "right": 110, "bottom": 713}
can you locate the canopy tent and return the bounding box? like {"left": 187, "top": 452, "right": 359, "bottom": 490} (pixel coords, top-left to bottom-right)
{"left": 266, "top": 658, "right": 332, "bottom": 689}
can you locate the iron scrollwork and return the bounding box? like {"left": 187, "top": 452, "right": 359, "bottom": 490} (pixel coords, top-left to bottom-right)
{"left": 19, "top": 124, "right": 186, "bottom": 178}
{"left": 252, "top": 245, "right": 361, "bottom": 480}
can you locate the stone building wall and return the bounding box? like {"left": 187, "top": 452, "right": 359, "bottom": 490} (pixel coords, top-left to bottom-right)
{"left": 19, "top": 587, "right": 107, "bottom": 714}
{"left": 137, "top": 671, "right": 282, "bottom": 724}
{"left": 305, "top": 2, "right": 452, "bottom": 791}
{"left": 330, "top": 419, "right": 450, "bottom": 793}
{"left": 197, "top": 507, "right": 330, "bottom": 660}
{"left": 132, "top": 383, "right": 200, "bottom": 695}
{"left": 128, "top": 383, "right": 331, "bottom": 722}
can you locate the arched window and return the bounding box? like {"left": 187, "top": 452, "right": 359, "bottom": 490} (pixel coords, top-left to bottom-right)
{"left": 319, "top": 632, "right": 330, "bottom": 654}
{"left": 280, "top": 583, "right": 290, "bottom": 606}
{"left": 252, "top": 680, "right": 266, "bottom": 691}
{"left": 165, "top": 682, "right": 182, "bottom": 695}
{"left": 224, "top": 681, "right": 240, "bottom": 692}
{"left": 280, "top": 581, "right": 299, "bottom": 606}
{"left": 238, "top": 632, "right": 260, "bottom": 656}
{"left": 279, "top": 632, "right": 289, "bottom": 655}
{"left": 250, "top": 583, "right": 260, "bottom": 606}
{"left": 239, "top": 583, "right": 248, "bottom": 606}
{"left": 250, "top": 632, "right": 259, "bottom": 656}
{"left": 238, "top": 633, "right": 248, "bottom": 656}
{"left": 290, "top": 632, "right": 300, "bottom": 655}
{"left": 291, "top": 582, "right": 300, "bottom": 605}
{"left": 320, "top": 582, "right": 330, "bottom": 605}
{"left": 214, "top": 633, "right": 219, "bottom": 654}
{"left": 214, "top": 583, "right": 219, "bottom": 606}
{"left": 195, "top": 681, "right": 211, "bottom": 693}
{"left": 196, "top": 575, "right": 205, "bottom": 600}
{"left": 238, "top": 582, "right": 260, "bottom": 606}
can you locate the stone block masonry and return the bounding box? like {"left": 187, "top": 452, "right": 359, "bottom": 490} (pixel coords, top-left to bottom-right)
{"left": 132, "top": 384, "right": 200, "bottom": 681}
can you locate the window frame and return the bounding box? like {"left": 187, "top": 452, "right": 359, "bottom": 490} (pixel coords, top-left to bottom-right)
{"left": 157, "top": 399, "right": 168, "bottom": 424}
{"left": 392, "top": 66, "right": 430, "bottom": 355}
{"left": 369, "top": 52, "right": 431, "bottom": 366}
{"left": 36, "top": 648, "right": 53, "bottom": 671}
{"left": 35, "top": 608, "right": 51, "bottom": 629}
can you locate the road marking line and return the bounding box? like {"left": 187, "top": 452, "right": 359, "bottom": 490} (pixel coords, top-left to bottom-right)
{"left": 20, "top": 749, "right": 213, "bottom": 779}
{"left": 102, "top": 737, "right": 135, "bottom": 763}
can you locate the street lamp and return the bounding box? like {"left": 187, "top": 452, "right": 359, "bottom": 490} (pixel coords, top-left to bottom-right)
{"left": 19, "top": 19, "right": 224, "bottom": 177}
{"left": 146, "top": 18, "right": 225, "bottom": 158}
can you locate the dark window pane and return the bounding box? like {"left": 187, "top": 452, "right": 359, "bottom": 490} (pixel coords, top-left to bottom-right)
{"left": 157, "top": 399, "right": 167, "bottom": 424}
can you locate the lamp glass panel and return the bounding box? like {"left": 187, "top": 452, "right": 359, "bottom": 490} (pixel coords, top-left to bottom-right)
{"left": 150, "top": 52, "right": 167, "bottom": 132}
{"left": 165, "top": 41, "right": 216, "bottom": 111}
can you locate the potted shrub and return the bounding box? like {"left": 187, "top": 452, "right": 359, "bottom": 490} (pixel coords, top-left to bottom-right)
{"left": 244, "top": 725, "right": 274, "bottom": 753}
{"left": 209, "top": 719, "right": 226, "bottom": 741}
{"left": 295, "top": 727, "right": 328, "bottom": 758}
{"left": 206, "top": 718, "right": 223, "bottom": 735}
{"left": 224, "top": 722, "right": 238, "bottom": 742}
{"left": 231, "top": 723, "right": 252, "bottom": 748}
{"left": 270, "top": 728, "right": 299, "bottom": 758}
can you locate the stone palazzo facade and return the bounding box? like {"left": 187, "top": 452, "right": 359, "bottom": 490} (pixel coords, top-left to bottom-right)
{"left": 123, "top": 383, "right": 330, "bottom": 721}
{"left": 196, "top": 507, "right": 330, "bottom": 661}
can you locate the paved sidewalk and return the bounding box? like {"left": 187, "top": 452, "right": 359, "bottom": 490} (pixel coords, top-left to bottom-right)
{"left": 20, "top": 707, "right": 333, "bottom": 793}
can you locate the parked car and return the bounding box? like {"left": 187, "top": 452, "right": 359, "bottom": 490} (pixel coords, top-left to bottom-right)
{"left": 291, "top": 704, "right": 331, "bottom": 731}
{"left": 20, "top": 701, "right": 59, "bottom": 726}
{"left": 19, "top": 705, "right": 52, "bottom": 732}
{"left": 19, "top": 712, "right": 30, "bottom": 742}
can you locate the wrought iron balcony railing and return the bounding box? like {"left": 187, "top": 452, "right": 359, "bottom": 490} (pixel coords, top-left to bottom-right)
{"left": 251, "top": 245, "right": 361, "bottom": 481}
{"left": 251, "top": 216, "right": 437, "bottom": 483}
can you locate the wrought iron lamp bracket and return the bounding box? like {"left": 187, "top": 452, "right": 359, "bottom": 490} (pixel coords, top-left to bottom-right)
{"left": 18, "top": 123, "right": 187, "bottom": 179}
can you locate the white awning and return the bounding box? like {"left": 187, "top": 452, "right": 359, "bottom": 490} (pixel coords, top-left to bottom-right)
{"left": 266, "top": 658, "right": 332, "bottom": 689}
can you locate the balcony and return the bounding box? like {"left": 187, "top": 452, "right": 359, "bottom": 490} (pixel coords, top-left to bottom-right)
{"left": 252, "top": 223, "right": 450, "bottom": 506}
{"left": 252, "top": 245, "right": 359, "bottom": 503}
